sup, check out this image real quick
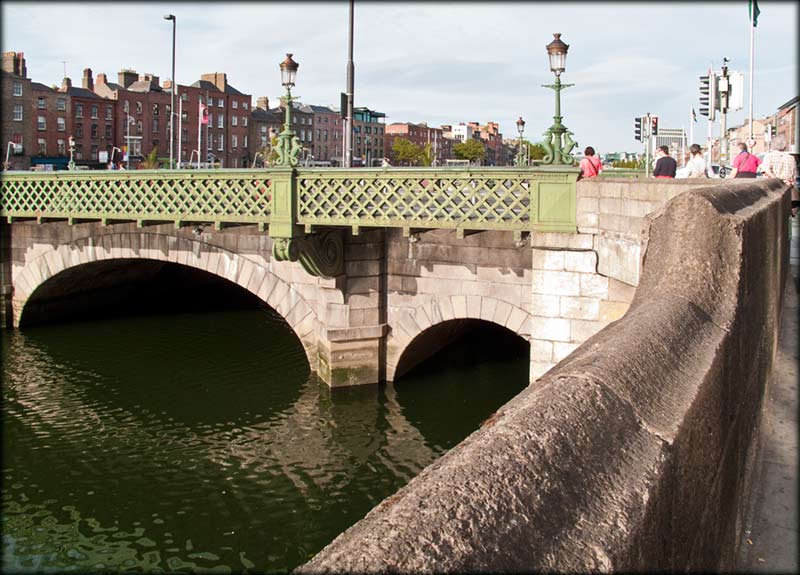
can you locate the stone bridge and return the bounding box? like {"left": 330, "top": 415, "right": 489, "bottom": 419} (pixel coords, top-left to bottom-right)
{"left": 2, "top": 168, "right": 711, "bottom": 386}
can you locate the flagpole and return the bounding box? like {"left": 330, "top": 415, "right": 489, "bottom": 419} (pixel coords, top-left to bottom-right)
{"left": 689, "top": 106, "right": 694, "bottom": 147}
{"left": 748, "top": 0, "right": 755, "bottom": 140}
{"left": 197, "top": 101, "right": 202, "bottom": 169}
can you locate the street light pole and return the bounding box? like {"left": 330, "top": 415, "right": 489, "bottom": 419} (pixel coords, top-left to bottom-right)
{"left": 164, "top": 14, "right": 176, "bottom": 169}
{"left": 274, "top": 53, "right": 301, "bottom": 168}
{"left": 541, "top": 33, "right": 578, "bottom": 165}
{"left": 515, "top": 116, "right": 526, "bottom": 166}
{"left": 344, "top": 0, "right": 354, "bottom": 168}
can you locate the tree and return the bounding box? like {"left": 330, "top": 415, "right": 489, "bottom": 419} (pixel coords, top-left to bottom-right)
{"left": 453, "top": 139, "right": 485, "bottom": 164}
{"left": 392, "top": 138, "right": 424, "bottom": 166}
{"left": 141, "top": 146, "right": 161, "bottom": 169}
{"left": 421, "top": 142, "right": 434, "bottom": 167}
{"left": 527, "top": 142, "right": 546, "bottom": 161}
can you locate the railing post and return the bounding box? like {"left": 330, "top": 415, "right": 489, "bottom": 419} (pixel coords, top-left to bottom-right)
{"left": 268, "top": 167, "right": 300, "bottom": 240}
{"left": 530, "top": 166, "right": 580, "bottom": 233}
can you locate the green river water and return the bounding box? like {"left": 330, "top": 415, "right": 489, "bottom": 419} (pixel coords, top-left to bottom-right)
{"left": 2, "top": 291, "right": 528, "bottom": 573}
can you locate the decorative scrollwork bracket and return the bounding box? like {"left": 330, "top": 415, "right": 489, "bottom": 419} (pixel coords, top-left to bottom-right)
{"left": 272, "top": 230, "right": 344, "bottom": 278}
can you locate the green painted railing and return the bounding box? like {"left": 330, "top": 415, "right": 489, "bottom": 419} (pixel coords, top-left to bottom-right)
{"left": 1, "top": 166, "right": 578, "bottom": 234}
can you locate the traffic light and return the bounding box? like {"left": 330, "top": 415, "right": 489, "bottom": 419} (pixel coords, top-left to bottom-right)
{"left": 650, "top": 115, "right": 659, "bottom": 136}
{"left": 699, "top": 72, "right": 717, "bottom": 121}
{"left": 634, "top": 117, "right": 643, "bottom": 141}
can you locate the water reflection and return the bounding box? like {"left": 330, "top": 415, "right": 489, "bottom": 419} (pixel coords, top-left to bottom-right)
{"left": 2, "top": 308, "right": 526, "bottom": 572}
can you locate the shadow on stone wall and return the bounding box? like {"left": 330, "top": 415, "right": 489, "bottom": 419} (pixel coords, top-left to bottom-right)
{"left": 296, "top": 179, "right": 790, "bottom": 573}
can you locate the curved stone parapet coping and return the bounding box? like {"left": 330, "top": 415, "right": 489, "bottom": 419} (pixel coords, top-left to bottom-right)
{"left": 11, "top": 231, "right": 320, "bottom": 370}
{"left": 297, "top": 179, "right": 790, "bottom": 573}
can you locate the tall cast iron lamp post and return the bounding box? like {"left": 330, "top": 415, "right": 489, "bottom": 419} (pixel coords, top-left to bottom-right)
{"left": 515, "top": 116, "right": 527, "bottom": 166}
{"left": 541, "top": 33, "right": 577, "bottom": 165}
{"left": 164, "top": 14, "right": 176, "bottom": 169}
{"left": 275, "top": 53, "right": 302, "bottom": 167}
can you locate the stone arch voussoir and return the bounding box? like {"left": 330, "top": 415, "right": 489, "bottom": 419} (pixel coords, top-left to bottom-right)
{"left": 386, "top": 295, "right": 533, "bottom": 382}
{"left": 12, "top": 231, "right": 320, "bottom": 370}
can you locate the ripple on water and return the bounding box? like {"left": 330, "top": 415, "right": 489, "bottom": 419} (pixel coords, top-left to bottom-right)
{"left": 3, "top": 308, "right": 528, "bottom": 572}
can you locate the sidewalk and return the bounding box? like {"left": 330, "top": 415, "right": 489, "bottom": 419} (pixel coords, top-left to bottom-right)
{"left": 737, "top": 263, "right": 798, "bottom": 572}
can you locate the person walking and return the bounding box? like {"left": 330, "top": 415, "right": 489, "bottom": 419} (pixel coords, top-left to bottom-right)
{"left": 729, "top": 142, "right": 761, "bottom": 178}
{"left": 761, "top": 135, "right": 799, "bottom": 216}
{"left": 653, "top": 145, "right": 677, "bottom": 178}
{"left": 686, "top": 144, "right": 708, "bottom": 178}
{"left": 579, "top": 146, "right": 602, "bottom": 179}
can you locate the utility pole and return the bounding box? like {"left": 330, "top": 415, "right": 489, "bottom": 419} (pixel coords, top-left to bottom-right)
{"left": 644, "top": 112, "right": 651, "bottom": 178}
{"left": 718, "top": 58, "right": 730, "bottom": 167}
{"left": 343, "top": 0, "right": 355, "bottom": 168}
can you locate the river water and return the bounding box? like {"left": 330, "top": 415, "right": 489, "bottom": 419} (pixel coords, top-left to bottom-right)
{"left": 2, "top": 301, "right": 528, "bottom": 573}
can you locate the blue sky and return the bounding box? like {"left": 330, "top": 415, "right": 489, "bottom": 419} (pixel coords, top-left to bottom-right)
{"left": 2, "top": 1, "right": 797, "bottom": 153}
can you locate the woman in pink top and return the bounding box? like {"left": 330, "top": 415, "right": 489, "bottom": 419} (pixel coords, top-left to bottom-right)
{"left": 730, "top": 143, "right": 761, "bottom": 178}
{"left": 579, "top": 146, "right": 602, "bottom": 179}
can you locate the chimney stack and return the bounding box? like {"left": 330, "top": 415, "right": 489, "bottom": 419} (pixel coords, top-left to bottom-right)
{"left": 60, "top": 76, "right": 72, "bottom": 92}
{"left": 257, "top": 96, "right": 270, "bottom": 110}
{"left": 201, "top": 72, "right": 227, "bottom": 92}
{"left": 118, "top": 69, "right": 138, "bottom": 88}
{"left": 82, "top": 68, "right": 93, "bottom": 91}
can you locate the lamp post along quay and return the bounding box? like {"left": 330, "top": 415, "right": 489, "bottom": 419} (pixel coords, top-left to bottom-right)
{"left": 164, "top": 14, "right": 176, "bottom": 169}
{"left": 274, "top": 53, "right": 302, "bottom": 168}
{"left": 541, "top": 33, "right": 578, "bottom": 165}
{"left": 515, "top": 116, "right": 527, "bottom": 167}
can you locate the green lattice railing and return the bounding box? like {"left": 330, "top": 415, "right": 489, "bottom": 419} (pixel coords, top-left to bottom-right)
{"left": 1, "top": 166, "right": 578, "bottom": 234}
{"left": 0, "top": 170, "right": 273, "bottom": 228}
{"left": 295, "top": 167, "right": 577, "bottom": 234}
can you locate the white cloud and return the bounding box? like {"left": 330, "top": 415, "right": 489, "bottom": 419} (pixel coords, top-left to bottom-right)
{"left": 2, "top": 1, "right": 797, "bottom": 152}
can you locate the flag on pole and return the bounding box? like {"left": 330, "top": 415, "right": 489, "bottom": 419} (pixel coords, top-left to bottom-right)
{"left": 199, "top": 102, "right": 209, "bottom": 125}
{"left": 692, "top": 108, "right": 697, "bottom": 122}
{"left": 749, "top": 0, "right": 760, "bottom": 26}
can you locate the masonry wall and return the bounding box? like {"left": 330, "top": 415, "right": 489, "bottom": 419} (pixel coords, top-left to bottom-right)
{"left": 297, "top": 179, "right": 790, "bottom": 573}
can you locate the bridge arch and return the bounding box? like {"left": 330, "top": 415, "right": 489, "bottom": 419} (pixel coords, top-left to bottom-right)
{"left": 11, "top": 230, "right": 319, "bottom": 370}
{"left": 387, "top": 296, "right": 532, "bottom": 382}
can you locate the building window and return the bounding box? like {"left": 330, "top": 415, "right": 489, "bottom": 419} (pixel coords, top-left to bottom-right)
{"left": 91, "top": 105, "right": 98, "bottom": 119}
{"left": 208, "top": 136, "right": 213, "bottom": 151}
{"left": 76, "top": 104, "right": 84, "bottom": 118}
{"left": 260, "top": 136, "right": 267, "bottom": 147}
{"left": 38, "top": 138, "right": 46, "bottom": 155}
{"left": 231, "top": 115, "right": 238, "bottom": 127}
{"left": 243, "top": 134, "right": 248, "bottom": 148}
{"left": 13, "top": 81, "right": 23, "bottom": 96}
{"left": 91, "top": 144, "right": 98, "bottom": 160}
{"left": 217, "top": 114, "right": 223, "bottom": 128}
{"left": 152, "top": 119, "right": 159, "bottom": 133}
{"left": 57, "top": 98, "right": 66, "bottom": 111}
{"left": 181, "top": 92, "right": 188, "bottom": 101}
{"left": 243, "top": 102, "right": 248, "bottom": 110}
{"left": 124, "top": 100, "right": 130, "bottom": 113}
{"left": 37, "top": 97, "right": 46, "bottom": 109}
{"left": 57, "top": 117, "right": 66, "bottom": 131}
{"left": 75, "top": 144, "right": 83, "bottom": 160}
{"left": 242, "top": 116, "right": 248, "bottom": 127}
{"left": 37, "top": 116, "right": 46, "bottom": 130}
{"left": 91, "top": 124, "right": 98, "bottom": 139}
{"left": 182, "top": 129, "right": 188, "bottom": 143}
{"left": 13, "top": 104, "right": 23, "bottom": 121}
{"left": 217, "top": 98, "right": 223, "bottom": 107}
{"left": 136, "top": 101, "right": 142, "bottom": 115}
{"left": 232, "top": 100, "right": 238, "bottom": 109}
{"left": 76, "top": 124, "right": 83, "bottom": 137}
{"left": 153, "top": 103, "right": 159, "bottom": 116}
{"left": 136, "top": 121, "right": 143, "bottom": 135}
{"left": 106, "top": 105, "right": 112, "bottom": 120}
{"left": 218, "top": 136, "right": 224, "bottom": 151}
{"left": 260, "top": 126, "right": 267, "bottom": 134}
{"left": 231, "top": 134, "right": 238, "bottom": 148}
{"left": 12, "top": 133, "right": 22, "bottom": 145}
{"left": 57, "top": 139, "right": 65, "bottom": 155}
{"left": 105, "top": 125, "right": 112, "bottom": 139}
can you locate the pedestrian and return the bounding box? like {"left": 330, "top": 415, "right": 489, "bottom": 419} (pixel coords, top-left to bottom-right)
{"left": 685, "top": 144, "right": 708, "bottom": 178}
{"left": 761, "top": 135, "right": 799, "bottom": 216}
{"left": 579, "top": 146, "right": 602, "bottom": 179}
{"left": 653, "top": 145, "right": 677, "bottom": 178}
{"left": 729, "top": 142, "right": 761, "bottom": 178}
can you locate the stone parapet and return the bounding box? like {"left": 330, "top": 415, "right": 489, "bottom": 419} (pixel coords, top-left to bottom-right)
{"left": 297, "top": 179, "right": 791, "bottom": 573}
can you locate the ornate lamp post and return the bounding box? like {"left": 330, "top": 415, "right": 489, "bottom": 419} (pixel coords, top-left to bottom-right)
{"left": 274, "top": 53, "right": 303, "bottom": 167}
{"left": 68, "top": 135, "right": 76, "bottom": 171}
{"left": 515, "top": 116, "right": 527, "bottom": 166}
{"left": 541, "top": 33, "right": 578, "bottom": 165}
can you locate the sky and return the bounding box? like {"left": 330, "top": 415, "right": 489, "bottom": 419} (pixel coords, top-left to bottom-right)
{"left": 2, "top": 1, "right": 798, "bottom": 154}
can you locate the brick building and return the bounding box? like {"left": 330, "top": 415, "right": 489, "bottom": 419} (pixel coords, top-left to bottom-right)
{"left": 1, "top": 51, "right": 33, "bottom": 170}
{"left": 308, "top": 105, "right": 342, "bottom": 165}
{"left": 353, "top": 107, "right": 386, "bottom": 167}
{"left": 30, "top": 81, "right": 69, "bottom": 169}
{"left": 384, "top": 122, "right": 451, "bottom": 166}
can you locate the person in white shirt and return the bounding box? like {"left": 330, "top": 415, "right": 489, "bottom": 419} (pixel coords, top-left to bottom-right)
{"left": 685, "top": 143, "right": 708, "bottom": 178}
